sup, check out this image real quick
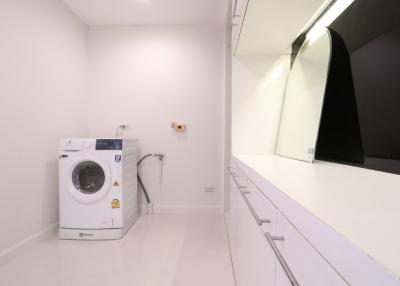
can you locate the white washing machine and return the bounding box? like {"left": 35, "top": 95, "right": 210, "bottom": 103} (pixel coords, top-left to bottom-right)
{"left": 58, "top": 138, "right": 138, "bottom": 240}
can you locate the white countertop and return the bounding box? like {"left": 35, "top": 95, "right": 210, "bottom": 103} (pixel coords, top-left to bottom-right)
{"left": 234, "top": 154, "right": 400, "bottom": 277}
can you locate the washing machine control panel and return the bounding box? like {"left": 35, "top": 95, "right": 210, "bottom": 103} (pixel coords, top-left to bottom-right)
{"left": 95, "top": 139, "right": 123, "bottom": 150}
{"left": 82, "top": 142, "right": 92, "bottom": 149}
{"left": 60, "top": 139, "right": 94, "bottom": 151}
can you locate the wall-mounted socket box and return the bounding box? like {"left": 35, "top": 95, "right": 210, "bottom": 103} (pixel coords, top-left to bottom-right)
{"left": 204, "top": 186, "right": 215, "bottom": 193}
{"left": 171, "top": 122, "right": 186, "bottom": 132}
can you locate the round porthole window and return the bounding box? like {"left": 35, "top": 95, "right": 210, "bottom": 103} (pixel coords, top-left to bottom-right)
{"left": 72, "top": 161, "right": 105, "bottom": 194}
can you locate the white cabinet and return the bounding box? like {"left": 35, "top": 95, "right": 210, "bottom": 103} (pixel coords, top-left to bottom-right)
{"left": 231, "top": 24, "right": 240, "bottom": 52}
{"left": 227, "top": 175, "right": 239, "bottom": 268}
{"left": 232, "top": 0, "right": 248, "bottom": 19}
{"left": 246, "top": 181, "right": 276, "bottom": 235}
{"left": 275, "top": 265, "right": 293, "bottom": 286}
{"left": 227, "top": 167, "right": 247, "bottom": 274}
{"left": 273, "top": 212, "right": 348, "bottom": 286}
{"left": 227, "top": 162, "right": 349, "bottom": 286}
{"left": 230, "top": 0, "right": 248, "bottom": 52}
{"left": 236, "top": 190, "right": 276, "bottom": 286}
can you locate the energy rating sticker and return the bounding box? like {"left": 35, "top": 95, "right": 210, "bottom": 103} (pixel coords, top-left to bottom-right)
{"left": 111, "top": 199, "right": 120, "bottom": 209}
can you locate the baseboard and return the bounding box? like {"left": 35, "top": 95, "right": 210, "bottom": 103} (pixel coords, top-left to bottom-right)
{"left": 139, "top": 204, "right": 224, "bottom": 214}
{"left": 0, "top": 222, "right": 58, "bottom": 263}
{"left": 154, "top": 205, "right": 224, "bottom": 214}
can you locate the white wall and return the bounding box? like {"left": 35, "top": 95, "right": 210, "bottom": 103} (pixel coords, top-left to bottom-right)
{"left": 0, "top": 0, "right": 88, "bottom": 254}
{"left": 224, "top": 26, "right": 232, "bottom": 211}
{"left": 88, "top": 26, "right": 227, "bottom": 212}
{"left": 232, "top": 55, "right": 291, "bottom": 155}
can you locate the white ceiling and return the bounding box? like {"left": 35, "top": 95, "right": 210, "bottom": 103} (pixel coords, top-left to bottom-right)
{"left": 61, "top": 0, "right": 230, "bottom": 26}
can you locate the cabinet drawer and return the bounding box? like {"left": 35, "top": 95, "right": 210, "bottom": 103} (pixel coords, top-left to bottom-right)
{"left": 231, "top": 0, "right": 248, "bottom": 51}
{"left": 226, "top": 164, "right": 240, "bottom": 176}
{"left": 246, "top": 181, "right": 276, "bottom": 234}
{"left": 227, "top": 166, "right": 247, "bottom": 273}
{"left": 231, "top": 23, "right": 240, "bottom": 51}
{"left": 232, "top": 0, "right": 248, "bottom": 19}
{"left": 228, "top": 165, "right": 247, "bottom": 189}
{"left": 237, "top": 192, "right": 275, "bottom": 286}
{"left": 272, "top": 212, "right": 347, "bottom": 286}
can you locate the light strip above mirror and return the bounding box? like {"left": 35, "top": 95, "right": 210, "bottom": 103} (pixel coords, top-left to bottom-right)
{"left": 307, "top": 0, "right": 356, "bottom": 41}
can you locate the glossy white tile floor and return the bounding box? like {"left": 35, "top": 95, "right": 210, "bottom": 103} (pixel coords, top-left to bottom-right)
{"left": 0, "top": 214, "right": 235, "bottom": 286}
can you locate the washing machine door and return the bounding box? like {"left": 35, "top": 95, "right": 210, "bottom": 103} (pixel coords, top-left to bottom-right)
{"left": 68, "top": 158, "right": 111, "bottom": 204}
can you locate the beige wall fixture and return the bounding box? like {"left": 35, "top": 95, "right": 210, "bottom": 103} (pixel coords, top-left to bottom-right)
{"left": 171, "top": 122, "right": 186, "bottom": 132}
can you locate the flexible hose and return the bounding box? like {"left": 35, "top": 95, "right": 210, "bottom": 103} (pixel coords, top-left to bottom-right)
{"left": 137, "top": 173, "right": 150, "bottom": 204}
{"left": 138, "top": 154, "right": 154, "bottom": 166}
{"left": 137, "top": 153, "right": 164, "bottom": 204}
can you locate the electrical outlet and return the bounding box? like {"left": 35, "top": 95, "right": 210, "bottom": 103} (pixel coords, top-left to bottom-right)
{"left": 204, "top": 186, "right": 215, "bottom": 193}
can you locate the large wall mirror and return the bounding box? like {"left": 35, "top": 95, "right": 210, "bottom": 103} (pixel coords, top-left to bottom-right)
{"left": 275, "top": 28, "right": 332, "bottom": 162}
{"left": 326, "top": 0, "right": 400, "bottom": 175}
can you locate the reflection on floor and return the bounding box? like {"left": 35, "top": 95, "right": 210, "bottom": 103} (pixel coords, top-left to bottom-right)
{"left": 0, "top": 214, "right": 235, "bottom": 286}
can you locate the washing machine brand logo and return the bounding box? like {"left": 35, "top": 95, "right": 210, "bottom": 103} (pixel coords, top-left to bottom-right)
{"left": 115, "top": 155, "right": 121, "bottom": 163}
{"left": 111, "top": 199, "right": 120, "bottom": 209}
{"left": 78, "top": 232, "right": 93, "bottom": 237}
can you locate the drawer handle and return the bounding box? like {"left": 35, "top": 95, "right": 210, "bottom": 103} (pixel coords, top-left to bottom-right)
{"left": 265, "top": 232, "right": 300, "bottom": 286}
{"left": 226, "top": 167, "right": 239, "bottom": 176}
{"left": 241, "top": 192, "right": 271, "bottom": 226}
{"left": 232, "top": 175, "right": 246, "bottom": 189}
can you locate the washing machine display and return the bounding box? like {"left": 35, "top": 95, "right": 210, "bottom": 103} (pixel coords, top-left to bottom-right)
{"left": 96, "top": 139, "right": 122, "bottom": 150}
{"left": 72, "top": 161, "right": 105, "bottom": 194}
